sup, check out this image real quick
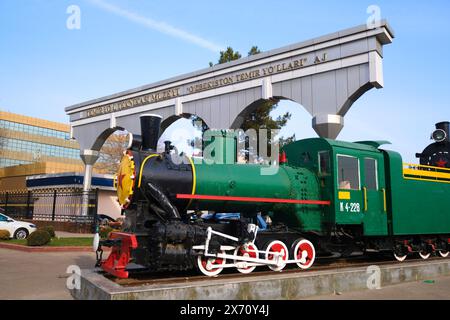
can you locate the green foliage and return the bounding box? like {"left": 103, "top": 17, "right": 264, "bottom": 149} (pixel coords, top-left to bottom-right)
{"left": 207, "top": 45, "right": 295, "bottom": 159}
{"left": 27, "top": 230, "right": 51, "bottom": 246}
{"left": 248, "top": 46, "right": 261, "bottom": 56}
{"left": 218, "top": 47, "right": 242, "bottom": 64}
{"left": 279, "top": 134, "right": 297, "bottom": 148}
{"left": 41, "top": 225, "right": 56, "bottom": 238}
{"left": 209, "top": 47, "right": 242, "bottom": 66}
{"left": 0, "top": 230, "right": 11, "bottom": 240}
{"left": 240, "top": 99, "right": 291, "bottom": 132}
{"left": 100, "top": 226, "right": 114, "bottom": 239}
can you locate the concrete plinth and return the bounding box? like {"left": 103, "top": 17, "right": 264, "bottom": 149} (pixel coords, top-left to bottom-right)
{"left": 70, "top": 259, "right": 450, "bottom": 300}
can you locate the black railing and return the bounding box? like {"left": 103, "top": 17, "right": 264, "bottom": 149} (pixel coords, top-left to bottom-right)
{"left": 0, "top": 189, "right": 98, "bottom": 229}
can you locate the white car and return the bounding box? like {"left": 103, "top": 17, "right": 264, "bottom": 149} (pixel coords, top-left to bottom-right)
{"left": 0, "top": 211, "right": 37, "bottom": 239}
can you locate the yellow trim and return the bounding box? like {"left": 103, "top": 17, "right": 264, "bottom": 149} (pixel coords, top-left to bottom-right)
{"left": 382, "top": 188, "right": 387, "bottom": 212}
{"left": 186, "top": 156, "right": 197, "bottom": 208}
{"left": 186, "top": 156, "right": 197, "bottom": 195}
{"left": 403, "top": 168, "right": 450, "bottom": 180}
{"left": 363, "top": 187, "right": 368, "bottom": 211}
{"left": 338, "top": 191, "right": 351, "bottom": 200}
{"left": 137, "top": 154, "right": 159, "bottom": 188}
{"left": 404, "top": 176, "right": 450, "bottom": 184}
{"left": 403, "top": 163, "right": 450, "bottom": 184}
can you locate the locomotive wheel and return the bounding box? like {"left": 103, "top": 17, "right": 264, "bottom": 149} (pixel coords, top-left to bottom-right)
{"left": 393, "top": 252, "right": 407, "bottom": 262}
{"left": 264, "top": 240, "right": 289, "bottom": 272}
{"left": 438, "top": 250, "right": 449, "bottom": 258}
{"left": 197, "top": 251, "right": 226, "bottom": 277}
{"left": 292, "top": 239, "right": 316, "bottom": 270}
{"left": 419, "top": 251, "right": 431, "bottom": 260}
{"left": 233, "top": 243, "right": 258, "bottom": 274}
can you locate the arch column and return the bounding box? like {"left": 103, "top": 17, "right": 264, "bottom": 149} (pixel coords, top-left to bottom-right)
{"left": 80, "top": 150, "right": 99, "bottom": 216}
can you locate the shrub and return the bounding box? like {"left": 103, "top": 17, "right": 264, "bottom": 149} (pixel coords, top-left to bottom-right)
{"left": 0, "top": 230, "right": 11, "bottom": 240}
{"left": 41, "top": 225, "right": 56, "bottom": 238}
{"left": 27, "top": 230, "right": 51, "bottom": 246}
{"left": 99, "top": 226, "right": 114, "bottom": 239}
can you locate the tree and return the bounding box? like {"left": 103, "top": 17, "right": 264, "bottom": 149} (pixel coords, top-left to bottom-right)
{"left": 209, "top": 47, "right": 242, "bottom": 67}
{"left": 279, "top": 133, "right": 296, "bottom": 148}
{"left": 248, "top": 46, "right": 260, "bottom": 56}
{"left": 209, "top": 45, "right": 294, "bottom": 161}
{"left": 94, "top": 132, "right": 129, "bottom": 174}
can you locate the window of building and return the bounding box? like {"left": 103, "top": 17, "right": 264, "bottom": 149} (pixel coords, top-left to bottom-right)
{"left": 364, "top": 158, "right": 378, "bottom": 190}
{"left": 1, "top": 137, "right": 79, "bottom": 160}
{"left": 337, "top": 155, "right": 360, "bottom": 190}
{"left": 0, "top": 119, "right": 69, "bottom": 140}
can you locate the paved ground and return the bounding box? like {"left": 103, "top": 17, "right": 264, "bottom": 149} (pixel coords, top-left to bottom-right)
{"left": 1, "top": 247, "right": 450, "bottom": 300}
{"left": 0, "top": 248, "right": 96, "bottom": 300}
{"left": 308, "top": 276, "right": 450, "bottom": 300}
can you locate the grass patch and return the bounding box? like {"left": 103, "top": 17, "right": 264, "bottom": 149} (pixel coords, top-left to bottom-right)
{"left": 0, "top": 237, "right": 93, "bottom": 247}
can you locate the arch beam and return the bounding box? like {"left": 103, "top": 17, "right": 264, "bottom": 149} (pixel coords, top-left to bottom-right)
{"left": 67, "top": 21, "right": 394, "bottom": 150}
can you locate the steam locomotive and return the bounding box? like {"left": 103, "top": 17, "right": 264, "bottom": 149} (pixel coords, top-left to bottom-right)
{"left": 96, "top": 115, "right": 450, "bottom": 278}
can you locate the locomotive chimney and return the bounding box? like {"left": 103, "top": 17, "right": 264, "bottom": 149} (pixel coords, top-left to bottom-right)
{"left": 435, "top": 121, "right": 450, "bottom": 142}
{"left": 140, "top": 114, "right": 162, "bottom": 151}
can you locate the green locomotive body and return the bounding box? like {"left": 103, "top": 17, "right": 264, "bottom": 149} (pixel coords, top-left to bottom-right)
{"left": 98, "top": 116, "right": 450, "bottom": 278}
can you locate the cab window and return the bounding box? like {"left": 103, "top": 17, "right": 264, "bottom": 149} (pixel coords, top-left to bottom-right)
{"left": 0, "top": 214, "right": 7, "bottom": 222}
{"left": 318, "top": 151, "right": 330, "bottom": 174}
{"left": 364, "top": 158, "right": 378, "bottom": 190}
{"left": 337, "top": 155, "right": 360, "bottom": 190}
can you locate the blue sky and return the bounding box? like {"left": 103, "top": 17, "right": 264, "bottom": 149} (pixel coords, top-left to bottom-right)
{"left": 1, "top": 0, "right": 450, "bottom": 162}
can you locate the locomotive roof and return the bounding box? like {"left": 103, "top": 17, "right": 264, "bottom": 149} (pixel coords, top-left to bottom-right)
{"left": 297, "top": 138, "right": 391, "bottom": 153}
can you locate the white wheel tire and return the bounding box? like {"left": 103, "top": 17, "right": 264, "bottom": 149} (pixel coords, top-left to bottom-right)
{"left": 419, "top": 251, "right": 431, "bottom": 260}
{"left": 197, "top": 251, "right": 226, "bottom": 277}
{"left": 438, "top": 250, "right": 449, "bottom": 258}
{"left": 233, "top": 244, "right": 258, "bottom": 274}
{"left": 265, "top": 240, "right": 289, "bottom": 272}
{"left": 293, "top": 239, "right": 316, "bottom": 270}
{"left": 394, "top": 252, "right": 407, "bottom": 262}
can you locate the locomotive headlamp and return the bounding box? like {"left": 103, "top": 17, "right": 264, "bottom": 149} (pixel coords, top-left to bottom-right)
{"left": 432, "top": 129, "right": 447, "bottom": 143}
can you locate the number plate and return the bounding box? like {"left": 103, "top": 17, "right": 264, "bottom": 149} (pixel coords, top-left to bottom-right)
{"left": 339, "top": 202, "right": 361, "bottom": 213}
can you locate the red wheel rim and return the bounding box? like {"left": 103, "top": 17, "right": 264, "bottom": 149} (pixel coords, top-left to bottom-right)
{"left": 296, "top": 241, "right": 314, "bottom": 268}
{"left": 267, "top": 243, "right": 288, "bottom": 261}
{"left": 237, "top": 244, "right": 257, "bottom": 270}
{"left": 201, "top": 256, "right": 223, "bottom": 271}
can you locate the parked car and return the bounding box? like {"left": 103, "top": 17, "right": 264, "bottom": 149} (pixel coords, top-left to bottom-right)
{"left": 0, "top": 210, "right": 37, "bottom": 239}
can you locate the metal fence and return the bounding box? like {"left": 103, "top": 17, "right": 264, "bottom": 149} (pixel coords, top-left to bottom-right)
{"left": 0, "top": 189, "right": 98, "bottom": 226}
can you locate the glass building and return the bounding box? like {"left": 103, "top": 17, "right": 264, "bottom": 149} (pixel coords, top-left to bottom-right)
{"left": 0, "top": 110, "right": 125, "bottom": 191}
{"left": 0, "top": 111, "right": 82, "bottom": 169}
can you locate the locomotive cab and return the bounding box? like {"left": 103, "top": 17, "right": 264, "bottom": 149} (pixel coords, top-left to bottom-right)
{"left": 283, "top": 138, "right": 390, "bottom": 254}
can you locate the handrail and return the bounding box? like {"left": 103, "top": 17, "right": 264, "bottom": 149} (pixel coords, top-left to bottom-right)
{"left": 362, "top": 187, "right": 368, "bottom": 212}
